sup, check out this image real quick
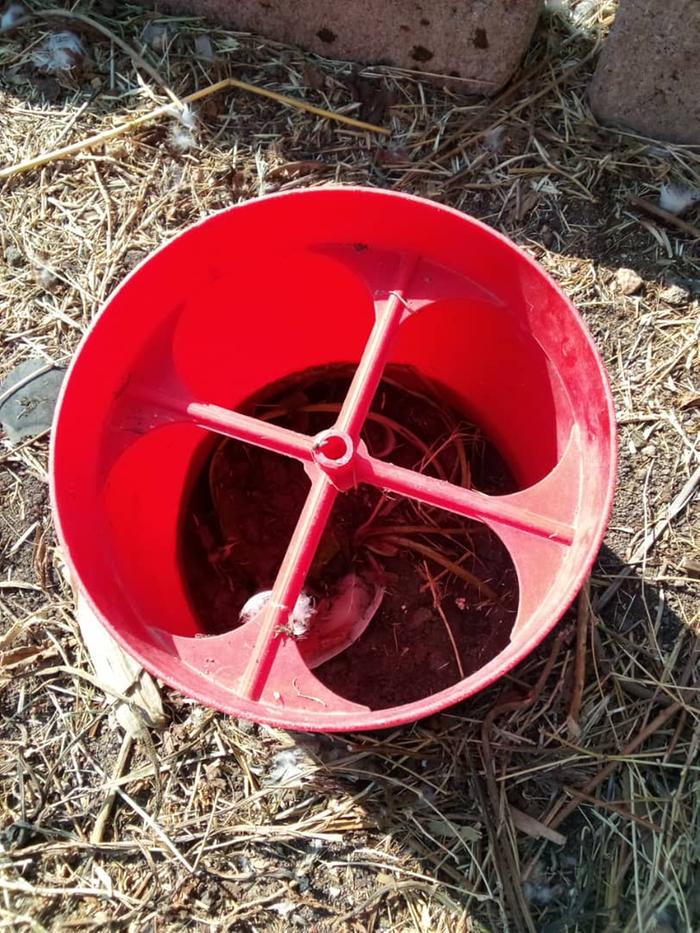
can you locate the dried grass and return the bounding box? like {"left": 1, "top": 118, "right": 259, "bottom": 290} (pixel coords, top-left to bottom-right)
{"left": 1, "top": 1, "right": 699, "bottom": 930}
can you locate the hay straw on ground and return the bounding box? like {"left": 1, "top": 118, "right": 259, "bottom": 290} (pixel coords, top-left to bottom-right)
{"left": 1, "top": 1, "right": 698, "bottom": 930}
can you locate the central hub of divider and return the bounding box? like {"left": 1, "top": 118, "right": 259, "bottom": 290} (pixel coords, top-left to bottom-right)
{"left": 312, "top": 429, "right": 354, "bottom": 477}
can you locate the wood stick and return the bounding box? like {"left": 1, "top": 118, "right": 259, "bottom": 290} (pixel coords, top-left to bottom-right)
{"left": 628, "top": 195, "right": 700, "bottom": 240}
{"left": 90, "top": 732, "right": 133, "bottom": 844}
{"left": 567, "top": 579, "right": 591, "bottom": 739}
{"left": 561, "top": 786, "right": 663, "bottom": 834}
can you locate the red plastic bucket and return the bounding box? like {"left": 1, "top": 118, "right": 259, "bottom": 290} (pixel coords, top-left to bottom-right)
{"left": 51, "top": 187, "right": 616, "bottom": 731}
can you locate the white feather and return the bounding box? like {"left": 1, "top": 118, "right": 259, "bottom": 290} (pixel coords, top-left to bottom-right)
{"left": 32, "top": 31, "right": 85, "bottom": 74}
{"left": 266, "top": 746, "right": 311, "bottom": 784}
{"left": 289, "top": 592, "right": 315, "bottom": 636}
{"left": 166, "top": 106, "right": 198, "bottom": 150}
{"left": 659, "top": 182, "right": 700, "bottom": 216}
{"left": 177, "top": 104, "right": 197, "bottom": 130}
{"left": 1, "top": 3, "right": 27, "bottom": 31}
{"left": 167, "top": 124, "right": 196, "bottom": 152}
{"left": 239, "top": 589, "right": 316, "bottom": 637}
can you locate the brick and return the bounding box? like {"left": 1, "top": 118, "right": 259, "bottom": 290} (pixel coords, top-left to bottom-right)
{"left": 157, "top": 0, "right": 543, "bottom": 95}
{"left": 589, "top": 0, "right": 700, "bottom": 145}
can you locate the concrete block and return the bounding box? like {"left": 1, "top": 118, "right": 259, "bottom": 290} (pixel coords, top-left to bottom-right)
{"left": 157, "top": 0, "right": 543, "bottom": 95}
{"left": 589, "top": 0, "right": 700, "bottom": 145}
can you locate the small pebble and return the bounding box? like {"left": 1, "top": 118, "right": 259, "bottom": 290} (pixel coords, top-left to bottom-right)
{"left": 4, "top": 244, "right": 23, "bottom": 266}
{"left": 124, "top": 248, "right": 147, "bottom": 270}
{"left": 681, "top": 556, "right": 700, "bottom": 580}
{"left": 194, "top": 33, "right": 214, "bottom": 63}
{"left": 33, "top": 265, "right": 59, "bottom": 289}
{"left": 616, "top": 267, "right": 643, "bottom": 296}
{"left": 658, "top": 284, "right": 688, "bottom": 306}
{"left": 142, "top": 21, "right": 168, "bottom": 52}
{"left": 641, "top": 445, "right": 655, "bottom": 457}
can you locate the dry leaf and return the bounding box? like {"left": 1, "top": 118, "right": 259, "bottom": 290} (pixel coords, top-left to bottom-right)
{"left": 510, "top": 806, "right": 566, "bottom": 845}
{"left": 0, "top": 642, "right": 57, "bottom": 669}
{"left": 423, "top": 817, "right": 481, "bottom": 844}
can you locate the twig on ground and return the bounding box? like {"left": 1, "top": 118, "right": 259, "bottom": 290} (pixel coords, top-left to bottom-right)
{"left": 422, "top": 560, "right": 465, "bottom": 679}
{"left": 90, "top": 732, "right": 133, "bottom": 844}
{"left": 628, "top": 195, "right": 700, "bottom": 240}
{"left": 567, "top": 578, "right": 591, "bottom": 739}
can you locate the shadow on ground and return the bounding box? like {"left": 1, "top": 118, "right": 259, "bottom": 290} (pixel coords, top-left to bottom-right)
{"left": 281, "top": 542, "right": 699, "bottom": 931}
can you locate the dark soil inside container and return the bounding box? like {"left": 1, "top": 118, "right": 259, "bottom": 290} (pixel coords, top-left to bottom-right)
{"left": 181, "top": 365, "right": 519, "bottom": 709}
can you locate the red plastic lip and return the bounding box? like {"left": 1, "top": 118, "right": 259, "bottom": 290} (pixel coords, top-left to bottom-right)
{"left": 50, "top": 185, "right": 618, "bottom": 733}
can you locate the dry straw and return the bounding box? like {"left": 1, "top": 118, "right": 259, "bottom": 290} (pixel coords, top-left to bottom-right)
{"left": 1, "top": 1, "right": 698, "bottom": 929}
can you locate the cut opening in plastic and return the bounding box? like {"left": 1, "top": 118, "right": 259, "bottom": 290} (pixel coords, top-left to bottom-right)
{"left": 172, "top": 251, "right": 376, "bottom": 411}
{"left": 389, "top": 299, "right": 575, "bottom": 489}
